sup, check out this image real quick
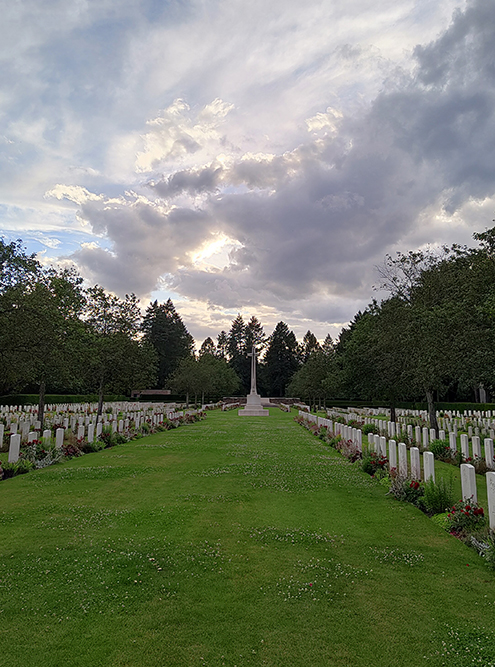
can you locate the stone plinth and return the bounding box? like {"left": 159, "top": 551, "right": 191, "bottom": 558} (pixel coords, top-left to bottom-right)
{"left": 238, "top": 393, "right": 269, "bottom": 417}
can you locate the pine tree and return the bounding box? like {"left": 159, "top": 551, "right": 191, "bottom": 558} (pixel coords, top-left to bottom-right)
{"left": 302, "top": 330, "right": 322, "bottom": 362}
{"left": 141, "top": 299, "right": 194, "bottom": 387}
{"left": 263, "top": 322, "right": 300, "bottom": 396}
{"left": 199, "top": 337, "right": 216, "bottom": 357}
{"left": 216, "top": 331, "right": 228, "bottom": 359}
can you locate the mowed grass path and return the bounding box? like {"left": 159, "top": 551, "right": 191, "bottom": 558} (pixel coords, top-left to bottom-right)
{"left": 1, "top": 409, "right": 495, "bottom": 667}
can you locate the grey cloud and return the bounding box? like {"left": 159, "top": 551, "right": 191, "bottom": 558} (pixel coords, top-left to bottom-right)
{"left": 70, "top": 0, "right": 495, "bottom": 338}
{"left": 149, "top": 166, "right": 224, "bottom": 197}
{"left": 72, "top": 197, "right": 212, "bottom": 296}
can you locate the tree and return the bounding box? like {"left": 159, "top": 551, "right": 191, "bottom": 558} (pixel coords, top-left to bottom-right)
{"left": 85, "top": 286, "right": 156, "bottom": 417}
{"left": 199, "top": 337, "right": 216, "bottom": 357}
{"left": 196, "top": 354, "right": 240, "bottom": 402}
{"left": 287, "top": 351, "right": 332, "bottom": 409}
{"left": 0, "top": 238, "right": 41, "bottom": 291}
{"left": 141, "top": 299, "right": 194, "bottom": 387}
{"left": 302, "top": 330, "right": 321, "bottom": 362}
{"left": 216, "top": 331, "right": 228, "bottom": 359}
{"left": 322, "top": 334, "right": 335, "bottom": 356}
{"left": 169, "top": 357, "right": 198, "bottom": 407}
{"left": 263, "top": 322, "right": 300, "bottom": 396}
{"left": 0, "top": 265, "right": 86, "bottom": 427}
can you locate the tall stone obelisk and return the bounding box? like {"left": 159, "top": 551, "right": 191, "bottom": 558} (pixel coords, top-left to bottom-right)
{"left": 238, "top": 346, "right": 269, "bottom": 417}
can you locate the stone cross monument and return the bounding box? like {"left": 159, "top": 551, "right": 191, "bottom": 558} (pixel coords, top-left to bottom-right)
{"left": 238, "top": 346, "right": 269, "bottom": 417}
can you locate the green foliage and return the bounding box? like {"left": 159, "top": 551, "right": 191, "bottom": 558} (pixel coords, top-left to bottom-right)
{"left": 429, "top": 438, "right": 454, "bottom": 461}
{"left": 447, "top": 498, "right": 486, "bottom": 533}
{"left": 361, "top": 452, "right": 388, "bottom": 477}
{"left": 362, "top": 424, "right": 375, "bottom": 435}
{"left": 141, "top": 299, "right": 194, "bottom": 388}
{"left": 417, "top": 475, "right": 455, "bottom": 515}
{"left": 263, "top": 321, "right": 300, "bottom": 397}
{"left": 387, "top": 474, "right": 424, "bottom": 505}
{"left": 1, "top": 458, "right": 35, "bottom": 478}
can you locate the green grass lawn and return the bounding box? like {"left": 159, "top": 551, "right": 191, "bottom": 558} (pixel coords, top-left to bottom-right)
{"left": 1, "top": 409, "right": 495, "bottom": 667}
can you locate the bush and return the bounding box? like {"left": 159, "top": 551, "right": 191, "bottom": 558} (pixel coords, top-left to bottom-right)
{"left": 1, "top": 458, "right": 35, "bottom": 479}
{"left": 362, "top": 452, "right": 388, "bottom": 477}
{"left": 327, "top": 435, "right": 342, "bottom": 449}
{"left": 62, "top": 443, "right": 83, "bottom": 458}
{"left": 446, "top": 498, "right": 486, "bottom": 534}
{"left": 388, "top": 472, "right": 424, "bottom": 505}
{"left": 417, "top": 475, "right": 455, "bottom": 515}
{"left": 430, "top": 439, "right": 453, "bottom": 461}
{"left": 362, "top": 424, "right": 375, "bottom": 435}
{"left": 81, "top": 440, "right": 104, "bottom": 453}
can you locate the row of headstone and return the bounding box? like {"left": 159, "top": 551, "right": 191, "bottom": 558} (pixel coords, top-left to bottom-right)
{"left": 298, "top": 408, "right": 495, "bottom": 531}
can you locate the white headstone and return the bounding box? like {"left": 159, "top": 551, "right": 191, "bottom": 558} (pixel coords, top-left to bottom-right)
{"left": 388, "top": 440, "right": 397, "bottom": 470}
{"left": 55, "top": 428, "right": 64, "bottom": 449}
{"left": 429, "top": 428, "right": 436, "bottom": 443}
{"left": 379, "top": 436, "right": 387, "bottom": 457}
{"left": 439, "top": 429, "right": 445, "bottom": 441}
{"left": 486, "top": 472, "right": 495, "bottom": 532}
{"left": 77, "top": 425, "right": 85, "bottom": 440}
{"left": 423, "top": 451, "right": 435, "bottom": 482}
{"left": 460, "top": 434, "right": 470, "bottom": 459}
{"left": 8, "top": 433, "right": 21, "bottom": 463}
{"left": 96, "top": 422, "right": 102, "bottom": 438}
{"left": 398, "top": 442, "right": 408, "bottom": 477}
{"left": 422, "top": 427, "right": 429, "bottom": 449}
{"left": 410, "top": 447, "right": 421, "bottom": 480}
{"left": 472, "top": 436, "right": 481, "bottom": 459}
{"left": 87, "top": 424, "right": 95, "bottom": 443}
{"left": 460, "top": 463, "right": 477, "bottom": 502}
{"left": 449, "top": 431, "right": 457, "bottom": 454}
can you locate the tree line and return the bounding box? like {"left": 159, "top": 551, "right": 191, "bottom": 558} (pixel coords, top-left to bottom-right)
{"left": 4, "top": 226, "right": 494, "bottom": 423}
{"left": 0, "top": 239, "right": 329, "bottom": 417}
{"left": 287, "top": 226, "right": 495, "bottom": 431}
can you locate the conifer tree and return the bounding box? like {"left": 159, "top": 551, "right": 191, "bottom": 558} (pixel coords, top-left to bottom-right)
{"left": 141, "top": 299, "right": 194, "bottom": 387}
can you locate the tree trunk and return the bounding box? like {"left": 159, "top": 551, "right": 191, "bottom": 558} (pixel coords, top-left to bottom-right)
{"left": 201, "top": 390, "right": 205, "bottom": 405}
{"left": 186, "top": 392, "right": 189, "bottom": 408}
{"left": 425, "top": 389, "right": 438, "bottom": 435}
{"left": 38, "top": 379, "right": 46, "bottom": 431}
{"left": 97, "top": 376, "right": 104, "bottom": 419}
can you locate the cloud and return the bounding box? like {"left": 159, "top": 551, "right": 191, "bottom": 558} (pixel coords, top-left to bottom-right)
{"left": 4, "top": 0, "right": 484, "bottom": 343}
{"left": 135, "top": 98, "right": 235, "bottom": 173}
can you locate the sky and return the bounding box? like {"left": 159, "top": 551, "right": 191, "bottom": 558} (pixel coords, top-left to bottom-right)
{"left": 2, "top": 0, "right": 494, "bottom": 346}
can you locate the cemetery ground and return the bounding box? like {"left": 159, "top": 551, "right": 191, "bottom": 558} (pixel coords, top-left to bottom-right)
{"left": 1, "top": 411, "right": 495, "bottom": 666}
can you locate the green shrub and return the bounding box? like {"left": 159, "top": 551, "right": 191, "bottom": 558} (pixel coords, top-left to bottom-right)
{"left": 430, "top": 439, "right": 453, "bottom": 461}
{"left": 1, "top": 459, "right": 35, "bottom": 479}
{"left": 388, "top": 473, "right": 424, "bottom": 505}
{"left": 361, "top": 452, "right": 388, "bottom": 477}
{"left": 362, "top": 424, "right": 375, "bottom": 435}
{"left": 418, "top": 475, "right": 455, "bottom": 515}
{"left": 447, "top": 499, "right": 486, "bottom": 534}
{"left": 81, "top": 440, "right": 104, "bottom": 453}
{"left": 327, "top": 435, "right": 342, "bottom": 449}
